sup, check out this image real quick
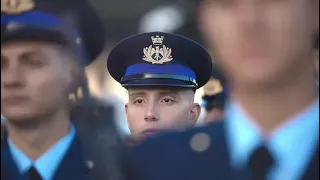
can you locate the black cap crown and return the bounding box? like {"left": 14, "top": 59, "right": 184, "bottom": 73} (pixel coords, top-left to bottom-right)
{"left": 107, "top": 32, "right": 213, "bottom": 89}
{"left": 1, "top": 0, "right": 105, "bottom": 65}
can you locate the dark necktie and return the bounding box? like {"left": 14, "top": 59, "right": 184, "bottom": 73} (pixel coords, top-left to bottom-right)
{"left": 248, "top": 145, "right": 274, "bottom": 180}
{"left": 27, "top": 167, "right": 43, "bottom": 180}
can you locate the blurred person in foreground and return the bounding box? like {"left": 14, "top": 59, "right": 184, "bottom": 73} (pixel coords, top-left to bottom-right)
{"left": 202, "top": 65, "right": 227, "bottom": 124}
{"left": 1, "top": 0, "right": 126, "bottom": 179}
{"left": 130, "top": 0, "right": 319, "bottom": 180}
{"left": 107, "top": 32, "right": 212, "bottom": 142}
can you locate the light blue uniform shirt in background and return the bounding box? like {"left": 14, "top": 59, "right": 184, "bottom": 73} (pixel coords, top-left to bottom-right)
{"left": 8, "top": 124, "right": 76, "bottom": 180}
{"left": 226, "top": 98, "right": 319, "bottom": 180}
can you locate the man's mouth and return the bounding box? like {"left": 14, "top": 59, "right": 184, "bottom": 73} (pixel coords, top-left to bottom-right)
{"left": 2, "top": 95, "right": 29, "bottom": 105}
{"left": 140, "top": 128, "right": 162, "bottom": 138}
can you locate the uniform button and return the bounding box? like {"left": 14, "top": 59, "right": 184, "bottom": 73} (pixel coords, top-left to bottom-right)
{"left": 85, "top": 160, "right": 95, "bottom": 169}
{"left": 190, "top": 133, "right": 211, "bottom": 153}
{"left": 76, "top": 37, "right": 82, "bottom": 45}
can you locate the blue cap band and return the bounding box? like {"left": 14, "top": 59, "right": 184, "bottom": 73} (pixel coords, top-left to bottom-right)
{"left": 124, "top": 63, "right": 196, "bottom": 80}
{"left": 1, "top": 11, "right": 80, "bottom": 38}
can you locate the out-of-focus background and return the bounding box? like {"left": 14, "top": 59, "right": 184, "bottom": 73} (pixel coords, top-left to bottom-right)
{"left": 84, "top": 0, "right": 205, "bottom": 136}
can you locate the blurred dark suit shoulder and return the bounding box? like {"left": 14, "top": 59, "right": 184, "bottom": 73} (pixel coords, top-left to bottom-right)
{"left": 130, "top": 122, "right": 234, "bottom": 180}
{"left": 70, "top": 96, "right": 131, "bottom": 180}
{"left": 130, "top": 121, "right": 319, "bottom": 180}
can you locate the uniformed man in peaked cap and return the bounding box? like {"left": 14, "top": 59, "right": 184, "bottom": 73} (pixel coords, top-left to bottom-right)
{"left": 201, "top": 66, "right": 227, "bottom": 124}
{"left": 0, "top": 0, "right": 125, "bottom": 179}
{"left": 107, "top": 31, "right": 213, "bottom": 141}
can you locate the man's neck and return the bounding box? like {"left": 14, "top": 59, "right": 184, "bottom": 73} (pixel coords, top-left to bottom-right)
{"left": 6, "top": 110, "right": 71, "bottom": 161}
{"left": 232, "top": 69, "right": 317, "bottom": 135}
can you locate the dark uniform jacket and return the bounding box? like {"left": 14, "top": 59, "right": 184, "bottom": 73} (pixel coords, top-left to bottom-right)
{"left": 1, "top": 98, "right": 132, "bottom": 180}
{"left": 130, "top": 122, "right": 319, "bottom": 180}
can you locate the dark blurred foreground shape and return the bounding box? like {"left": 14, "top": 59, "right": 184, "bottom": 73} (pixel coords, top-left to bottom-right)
{"left": 69, "top": 75, "right": 134, "bottom": 180}
{"left": 127, "top": 0, "right": 319, "bottom": 179}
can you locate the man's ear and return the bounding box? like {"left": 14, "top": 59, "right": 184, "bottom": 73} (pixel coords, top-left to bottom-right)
{"left": 189, "top": 103, "right": 201, "bottom": 126}
{"left": 125, "top": 103, "right": 129, "bottom": 117}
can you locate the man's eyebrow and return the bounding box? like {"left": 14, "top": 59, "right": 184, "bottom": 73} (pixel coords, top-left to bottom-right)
{"left": 158, "top": 90, "right": 180, "bottom": 96}
{"left": 128, "top": 91, "right": 146, "bottom": 97}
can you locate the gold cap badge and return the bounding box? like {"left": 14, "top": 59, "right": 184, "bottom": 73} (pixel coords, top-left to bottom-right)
{"left": 1, "top": 0, "right": 35, "bottom": 15}
{"left": 68, "top": 87, "right": 84, "bottom": 103}
{"left": 142, "top": 35, "right": 173, "bottom": 64}
{"left": 203, "top": 78, "right": 223, "bottom": 96}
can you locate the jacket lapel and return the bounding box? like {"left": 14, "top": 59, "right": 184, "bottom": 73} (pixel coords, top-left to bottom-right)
{"left": 53, "top": 135, "right": 91, "bottom": 180}
{"left": 1, "top": 136, "right": 21, "bottom": 180}
{"left": 301, "top": 147, "right": 319, "bottom": 180}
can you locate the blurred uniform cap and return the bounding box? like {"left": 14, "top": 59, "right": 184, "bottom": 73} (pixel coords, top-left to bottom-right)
{"left": 107, "top": 31, "right": 212, "bottom": 89}
{"left": 202, "top": 65, "right": 227, "bottom": 109}
{"left": 1, "top": 0, "right": 105, "bottom": 65}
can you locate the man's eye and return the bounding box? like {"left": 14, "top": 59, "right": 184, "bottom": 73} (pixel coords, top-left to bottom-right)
{"left": 1, "top": 60, "right": 7, "bottom": 70}
{"left": 161, "top": 98, "right": 175, "bottom": 104}
{"left": 133, "top": 99, "right": 145, "bottom": 104}
{"left": 25, "top": 58, "right": 43, "bottom": 67}
{"left": 21, "top": 54, "right": 45, "bottom": 67}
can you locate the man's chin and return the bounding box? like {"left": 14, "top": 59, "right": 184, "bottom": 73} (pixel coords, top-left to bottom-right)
{"left": 136, "top": 131, "right": 161, "bottom": 142}
{"left": 3, "top": 112, "right": 41, "bottom": 126}
{"left": 234, "top": 72, "right": 282, "bottom": 90}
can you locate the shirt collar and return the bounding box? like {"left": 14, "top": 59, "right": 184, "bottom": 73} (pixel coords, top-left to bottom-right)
{"left": 226, "top": 98, "right": 319, "bottom": 169}
{"left": 225, "top": 100, "right": 262, "bottom": 168}
{"left": 268, "top": 98, "right": 319, "bottom": 176}
{"left": 8, "top": 124, "right": 76, "bottom": 180}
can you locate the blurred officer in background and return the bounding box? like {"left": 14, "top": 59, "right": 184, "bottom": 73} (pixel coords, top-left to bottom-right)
{"left": 1, "top": 0, "right": 126, "bottom": 179}
{"left": 107, "top": 32, "right": 212, "bottom": 142}
{"left": 202, "top": 65, "right": 227, "bottom": 124}
{"left": 130, "top": 0, "right": 319, "bottom": 180}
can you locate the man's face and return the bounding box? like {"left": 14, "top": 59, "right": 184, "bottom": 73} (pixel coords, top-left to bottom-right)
{"left": 200, "top": 0, "right": 318, "bottom": 88}
{"left": 1, "top": 40, "right": 72, "bottom": 123}
{"left": 125, "top": 88, "right": 200, "bottom": 140}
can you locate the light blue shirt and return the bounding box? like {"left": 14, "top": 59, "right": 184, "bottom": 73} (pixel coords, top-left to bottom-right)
{"left": 8, "top": 124, "right": 76, "bottom": 180}
{"left": 226, "top": 98, "right": 319, "bottom": 180}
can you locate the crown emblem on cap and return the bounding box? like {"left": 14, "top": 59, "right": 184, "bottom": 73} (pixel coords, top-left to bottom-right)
{"left": 142, "top": 35, "right": 173, "bottom": 64}
{"left": 203, "top": 78, "right": 223, "bottom": 96}
{"left": 151, "top": 35, "right": 164, "bottom": 45}
{"left": 1, "top": 0, "right": 35, "bottom": 14}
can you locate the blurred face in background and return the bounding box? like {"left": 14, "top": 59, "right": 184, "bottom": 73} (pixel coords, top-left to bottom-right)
{"left": 1, "top": 40, "right": 74, "bottom": 124}
{"left": 125, "top": 88, "right": 201, "bottom": 140}
{"left": 203, "top": 106, "right": 224, "bottom": 125}
{"left": 199, "top": 0, "right": 319, "bottom": 89}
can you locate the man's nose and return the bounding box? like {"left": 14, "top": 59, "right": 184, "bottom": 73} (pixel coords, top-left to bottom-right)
{"left": 144, "top": 103, "right": 159, "bottom": 122}
{"left": 237, "top": 2, "right": 264, "bottom": 31}
{"left": 2, "top": 66, "right": 25, "bottom": 89}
